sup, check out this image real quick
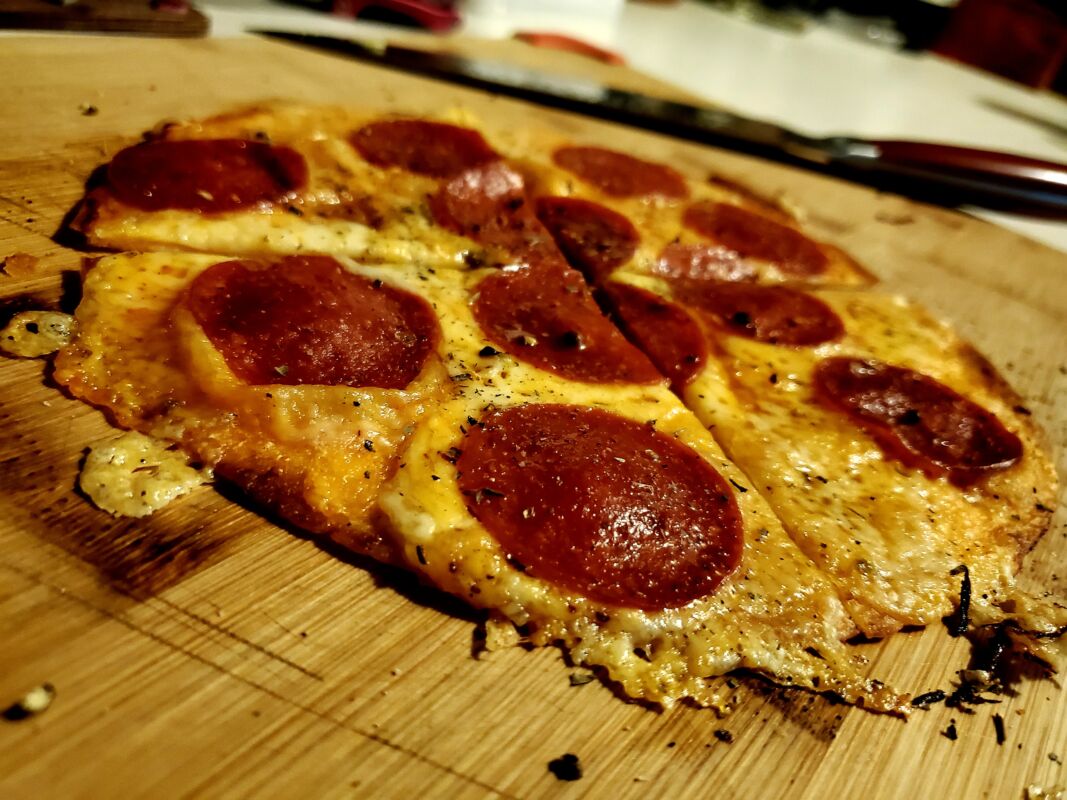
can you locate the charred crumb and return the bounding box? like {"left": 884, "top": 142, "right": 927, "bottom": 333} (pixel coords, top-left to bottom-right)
{"left": 769, "top": 373, "right": 778, "bottom": 384}
{"left": 478, "top": 345, "right": 500, "bottom": 357}
{"left": 548, "top": 753, "right": 582, "bottom": 782}
{"left": 1013, "top": 405, "right": 1032, "bottom": 416}
{"left": 79, "top": 104, "right": 98, "bottom": 116}
{"left": 898, "top": 409, "right": 921, "bottom": 425}
{"left": 945, "top": 672, "right": 1001, "bottom": 713}
{"left": 363, "top": 440, "right": 374, "bottom": 452}
{"left": 2, "top": 683, "right": 55, "bottom": 721}
{"left": 943, "top": 624, "right": 1015, "bottom": 714}
{"left": 666, "top": 741, "right": 676, "bottom": 748}
{"left": 911, "top": 690, "right": 946, "bottom": 708}
{"left": 472, "top": 487, "right": 505, "bottom": 504}
{"left": 415, "top": 545, "right": 427, "bottom": 566}
{"left": 1036, "top": 503, "right": 1054, "bottom": 513}
{"left": 558, "top": 330, "right": 584, "bottom": 349}
{"left": 992, "top": 713, "right": 1006, "bottom": 745}
{"left": 728, "top": 478, "right": 748, "bottom": 493}
{"left": 713, "top": 729, "right": 734, "bottom": 743}
{"left": 569, "top": 671, "right": 594, "bottom": 687}
{"left": 440, "top": 448, "right": 462, "bottom": 464}
{"left": 946, "top": 564, "right": 971, "bottom": 637}
{"left": 1050, "top": 752, "right": 1062, "bottom": 764}
{"left": 941, "top": 720, "right": 958, "bottom": 741}
{"left": 450, "top": 372, "right": 472, "bottom": 382}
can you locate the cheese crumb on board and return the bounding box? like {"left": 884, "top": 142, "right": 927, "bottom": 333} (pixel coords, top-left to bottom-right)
{"left": 80, "top": 431, "right": 211, "bottom": 518}
{"left": 1, "top": 311, "right": 76, "bottom": 357}
{"left": 1, "top": 252, "right": 42, "bottom": 278}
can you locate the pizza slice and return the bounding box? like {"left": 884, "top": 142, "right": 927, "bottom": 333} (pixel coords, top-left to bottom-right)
{"left": 53, "top": 251, "right": 464, "bottom": 559}
{"left": 74, "top": 104, "right": 499, "bottom": 266}
{"left": 73, "top": 104, "right": 872, "bottom": 290}
{"left": 370, "top": 258, "right": 903, "bottom": 711}
{"left": 599, "top": 270, "right": 1063, "bottom": 646}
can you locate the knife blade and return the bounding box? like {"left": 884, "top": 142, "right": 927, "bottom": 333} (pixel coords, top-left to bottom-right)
{"left": 255, "top": 30, "right": 1067, "bottom": 217}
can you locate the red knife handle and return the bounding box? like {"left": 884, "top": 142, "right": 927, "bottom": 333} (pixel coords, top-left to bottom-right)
{"left": 331, "top": 0, "right": 460, "bottom": 32}
{"left": 868, "top": 140, "right": 1067, "bottom": 189}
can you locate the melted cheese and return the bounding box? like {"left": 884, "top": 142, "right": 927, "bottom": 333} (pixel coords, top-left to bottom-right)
{"left": 53, "top": 252, "right": 459, "bottom": 555}
{"left": 377, "top": 269, "right": 905, "bottom": 712}
{"left": 611, "top": 273, "right": 1063, "bottom": 640}
{"left": 79, "top": 103, "right": 870, "bottom": 286}
{"left": 1, "top": 311, "right": 76, "bottom": 357}
{"left": 81, "top": 431, "right": 210, "bottom": 517}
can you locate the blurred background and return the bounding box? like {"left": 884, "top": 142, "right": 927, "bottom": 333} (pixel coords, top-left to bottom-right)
{"left": 2, "top": 0, "right": 1065, "bottom": 248}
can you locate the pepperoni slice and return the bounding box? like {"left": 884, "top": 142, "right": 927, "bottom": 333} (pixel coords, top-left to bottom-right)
{"left": 534, "top": 196, "right": 639, "bottom": 281}
{"left": 349, "top": 119, "right": 497, "bottom": 178}
{"left": 108, "top": 139, "right": 308, "bottom": 213}
{"left": 553, "top": 146, "right": 689, "bottom": 199}
{"left": 456, "top": 404, "right": 743, "bottom": 610}
{"left": 430, "top": 162, "right": 560, "bottom": 264}
{"left": 186, "top": 256, "right": 438, "bottom": 388}
{"left": 472, "top": 261, "right": 661, "bottom": 384}
{"left": 683, "top": 201, "right": 828, "bottom": 277}
{"left": 675, "top": 281, "right": 843, "bottom": 346}
{"left": 814, "top": 357, "right": 1023, "bottom": 486}
{"left": 604, "top": 282, "right": 707, "bottom": 390}
{"left": 654, "top": 242, "right": 758, "bottom": 284}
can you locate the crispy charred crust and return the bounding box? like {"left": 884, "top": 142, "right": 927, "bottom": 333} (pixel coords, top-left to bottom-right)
{"left": 214, "top": 457, "right": 403, "bottom": 566}
{"left": 69, "top": 191, "right": 103, "bottom": 239}
{"left": 948, "top": 564, "right": 971, "bottom": 637}
{"left": 215, "top": 459, "right": 335, "bottom": 536}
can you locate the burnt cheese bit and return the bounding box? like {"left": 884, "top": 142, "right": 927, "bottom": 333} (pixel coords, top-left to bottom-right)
{"left": 547, "top": 753, "right": 583, "bottom": 782}
{"left": 455, "top": 404, "right": 743, "bottom": 610}
{"left": 911, "top": 690, "right": 946, "bottom": 708}
{"left": 813, "top": 358, "right": 1023, "bottom": 486}
{"left": 947, "top": 564, "right": 971, "bottom": 638}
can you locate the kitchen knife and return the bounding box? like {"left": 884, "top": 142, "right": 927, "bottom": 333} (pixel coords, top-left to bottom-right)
{"left": 255, "top": 30, "right": 1067, "bottom": 217}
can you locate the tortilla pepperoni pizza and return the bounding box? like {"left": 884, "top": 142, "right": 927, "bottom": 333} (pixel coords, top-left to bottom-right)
{"left": 12, "top": 102, "right": 1061, "bottom": 713}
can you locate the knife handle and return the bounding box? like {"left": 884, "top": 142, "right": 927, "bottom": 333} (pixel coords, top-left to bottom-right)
{"left": 867, "top": 140, "right": 1067, "bottom": 190}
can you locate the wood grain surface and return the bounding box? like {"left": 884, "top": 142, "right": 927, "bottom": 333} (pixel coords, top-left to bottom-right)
{"left": 0, "top": 35, "right": 1065, "bottom": 800}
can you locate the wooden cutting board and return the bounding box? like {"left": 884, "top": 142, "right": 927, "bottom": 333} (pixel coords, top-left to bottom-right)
{"left": 1, "top": 35, "right": 1065, "bottom": 800}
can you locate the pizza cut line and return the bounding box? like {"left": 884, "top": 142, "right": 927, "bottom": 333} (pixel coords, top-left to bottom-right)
{"left": 7, "top": 102, "right": 1062, "bottom": 715}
